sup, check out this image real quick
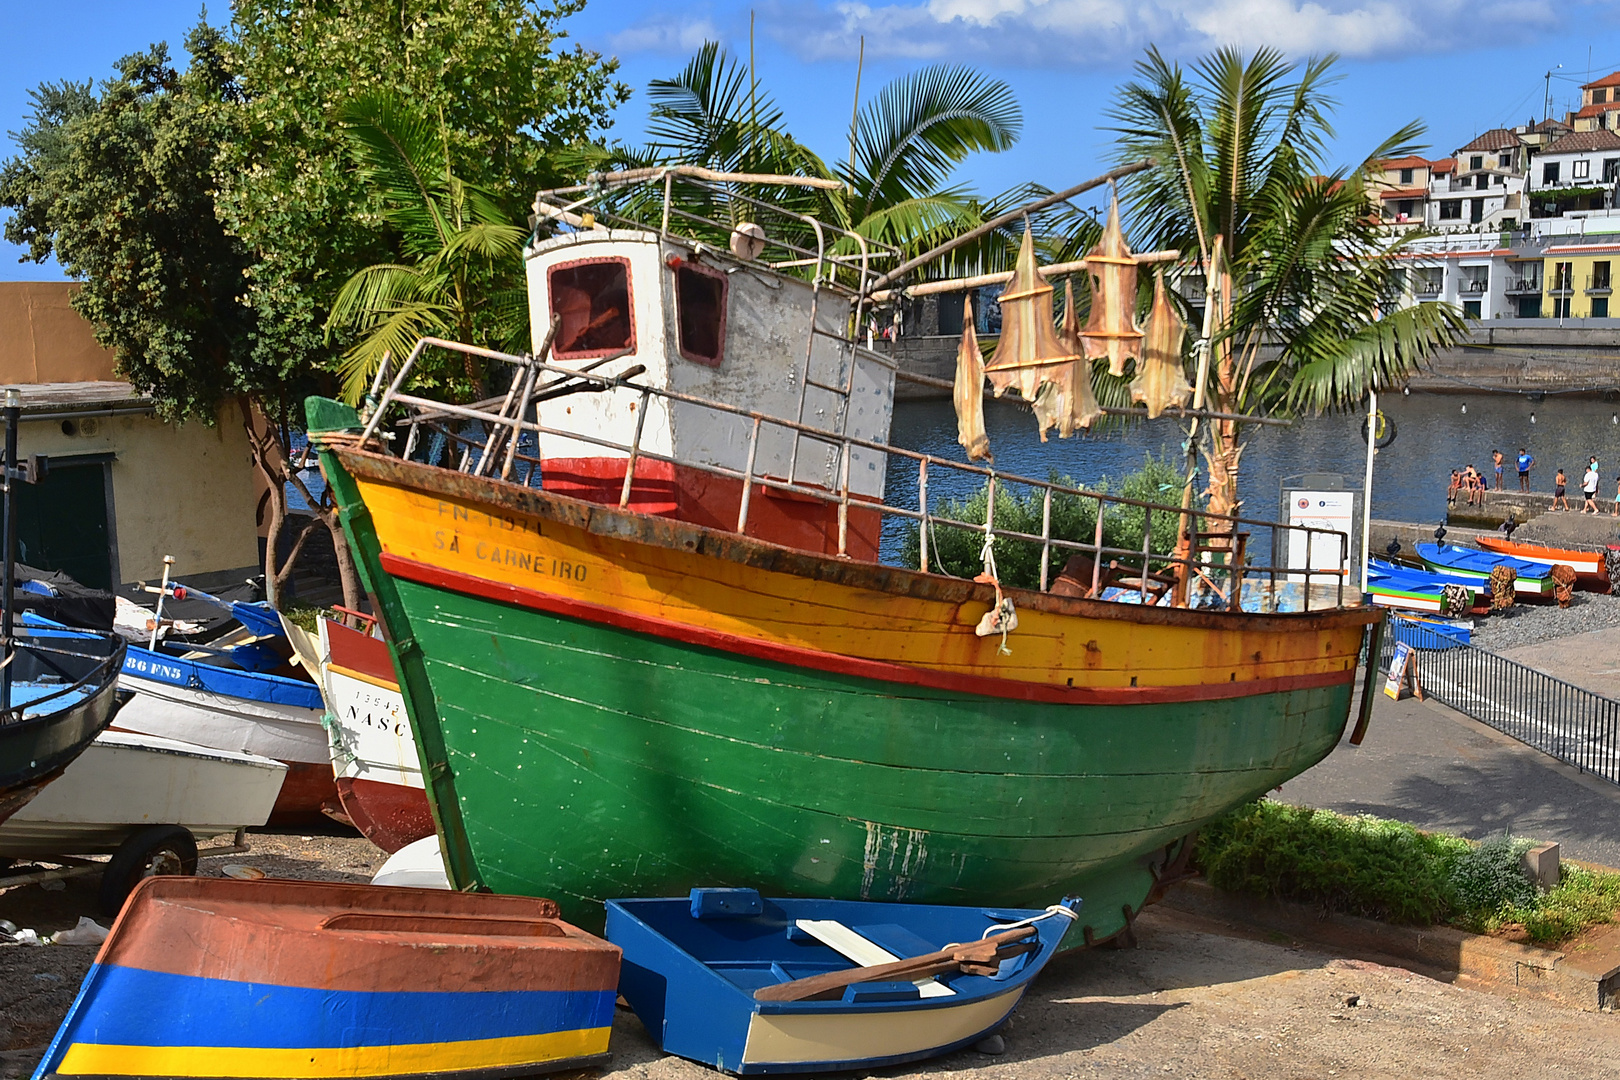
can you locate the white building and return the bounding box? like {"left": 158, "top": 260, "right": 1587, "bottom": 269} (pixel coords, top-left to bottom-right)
{"left": 1527, "top": 128, "right": 1620, "bottom": 220}
{"left": 1428, "top": 129, "right": 1527, "bottom": 231}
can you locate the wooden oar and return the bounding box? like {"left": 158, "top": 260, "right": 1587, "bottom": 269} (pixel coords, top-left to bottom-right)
{"left": 754, "top": 926, "right": 1037, "bottom": 1003}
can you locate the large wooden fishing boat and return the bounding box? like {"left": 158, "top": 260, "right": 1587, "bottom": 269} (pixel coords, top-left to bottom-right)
{"left": 311, "top": 167, "right": 1379, "bottom": 947}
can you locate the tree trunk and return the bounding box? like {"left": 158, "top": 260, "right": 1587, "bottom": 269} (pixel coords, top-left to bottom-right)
{"left": 238, "top": 396, "right": 362, "bottom": 611}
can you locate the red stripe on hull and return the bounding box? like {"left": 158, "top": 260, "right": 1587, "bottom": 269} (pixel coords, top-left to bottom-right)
{"left": 543, "top": 457, "right": 882, "bottom": 560}
{"left": 268, "top": 762, "right": 343, "bottom": 827}
{"left": 380, "top": 553, "right": 1358, "bottom": 706}
{"left": 335, "top": 775, "right": 435, "bottom": 854}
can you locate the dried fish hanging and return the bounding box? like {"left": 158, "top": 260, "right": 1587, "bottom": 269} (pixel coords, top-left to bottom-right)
{"left": 952, "top": 297, "right": 990, "bottom": 461}
{"left": 1049, "top": 279, "right": 1104, "bottom": 435}
{"left": 1079, "top": 194, "right": 1144, "bottom": 376}
{"left": 983, "top": 224, "right": 1084, "bottom": 442}
{"left": 1130, "top": 273, "right": 1192, "bottom": 419}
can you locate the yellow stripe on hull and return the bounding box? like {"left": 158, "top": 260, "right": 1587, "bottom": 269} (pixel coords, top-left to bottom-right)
{"left": 55, "top": 1027, "right": 611, "bottom": 1078}
{"left": 741, "top": 989, "right": 1023, "bottom": 1065}
{"left": 356, "top": 478, "right": 1364, "bottom": 691}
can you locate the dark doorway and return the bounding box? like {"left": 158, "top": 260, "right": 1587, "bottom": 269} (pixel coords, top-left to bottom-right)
{"left": 15, "top": 456, "right": 115, "bottom": 589}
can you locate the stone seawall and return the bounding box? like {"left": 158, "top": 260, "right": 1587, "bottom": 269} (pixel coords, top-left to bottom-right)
{"left": 887, "top": 325, "right": 1620, "bottom": 400}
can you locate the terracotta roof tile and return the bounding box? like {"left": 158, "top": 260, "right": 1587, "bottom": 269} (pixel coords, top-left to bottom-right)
{"left": 1378, "top": 187, "right": 1428, "bottom": 200}
{"left": 1544, "top": 128, "right": 1620, "bottom": 153}
{"left": 1379, "top": 155, "right": 1429, "bottom": 169}
{"left": 1456, "top": 128, "right": 1520, "bottom": 153}
{"left": 1531, "top": 118, "right": 1571, "bottom": 133}
{"left": 1431, "top": 158, "right": 1456, "bottom": 174}
{"left": 1574, "top": 102, "right": 1620, "bottom": 119}
{"left": 1582, "top": 72, "right": 1620, "bottom": 90}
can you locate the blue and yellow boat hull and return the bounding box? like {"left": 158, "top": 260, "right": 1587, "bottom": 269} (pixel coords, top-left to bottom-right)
{"left": 35, "top": 877, "right": 621, "bottom": 1079}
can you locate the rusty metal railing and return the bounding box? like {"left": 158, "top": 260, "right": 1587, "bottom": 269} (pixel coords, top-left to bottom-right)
{"left": 359, "top": 338, "right": 1354, "bottom": 613}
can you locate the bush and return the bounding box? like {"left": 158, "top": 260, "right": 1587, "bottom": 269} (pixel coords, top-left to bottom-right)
{"left": 1194, "top": 801, "right": 1469, "bottom": 925}
{"left": 1448, "top": 833, "right": 1536, "bottom": 917}
{"left": 898, "top": 453, "right": 1191, "bottom": 589}
{"left": 1196, "top": 801, "right": 1620, "bottom": 946}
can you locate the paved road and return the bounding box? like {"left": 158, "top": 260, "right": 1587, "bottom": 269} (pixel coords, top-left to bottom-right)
{"left": 1277, "top": 691, "right": 1620, "bottom": 867}
{"left": 1497, "top": 625, "right": 1620, "bottom": 699}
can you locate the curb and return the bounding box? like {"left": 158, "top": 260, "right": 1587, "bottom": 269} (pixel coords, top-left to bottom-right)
{"left": 1162, "top": 880, "right": 1620, "bottom": 1012}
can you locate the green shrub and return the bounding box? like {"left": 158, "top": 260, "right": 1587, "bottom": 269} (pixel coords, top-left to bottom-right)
{"left": 1196, "top": 801, "right": 1620, "bottom": 946}
{"left": 1448, "top": 833, "right": 1536, "bottom": 918}
{"left": 1494, "top": 865, "right": 1620, "bottom": 945}
{"left": 1194, "top": 801, "right": 1469, "bottom": 924}
{"left": 898, "top": 453, "right": 1191, "bottom": 589}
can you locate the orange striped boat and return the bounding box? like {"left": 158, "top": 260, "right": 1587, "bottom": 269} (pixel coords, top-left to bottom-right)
{"left": 1475, "top": 535, "right": 1611, "bottom": 591}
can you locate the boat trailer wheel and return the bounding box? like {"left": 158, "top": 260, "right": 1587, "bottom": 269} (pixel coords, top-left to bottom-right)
{"left": 99, "top": 825, "right": 199, "bottom": 915}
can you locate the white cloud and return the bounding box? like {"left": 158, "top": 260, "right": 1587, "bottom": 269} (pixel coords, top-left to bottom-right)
{"left": 608, "top": 14, "right": 724, "bottom": 56}
{"left": 762, "top": 0, "right": 1567, "bottom": 66}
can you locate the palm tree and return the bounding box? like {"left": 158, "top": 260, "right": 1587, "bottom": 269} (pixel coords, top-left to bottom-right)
{"left": 325, "top": 92, "right": 529, "bottom": 403}
{"left": 829, "top": 63, "right": 1021, "bottom": 273}
{"left": 1107, "top": 47, "right": 1468, "bottom": 518}
{"left": 577, "top": 44, "right": 1024, "bottom": 282}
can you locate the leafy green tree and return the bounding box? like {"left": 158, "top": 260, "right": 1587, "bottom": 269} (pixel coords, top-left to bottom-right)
{"left": 1108, "top": 47, "right": 1467, "bottom": 518}
{"left": 324, "top": 93, "right": 529, "bottom": 402}
{"left": 0, "top": 26, "right": 356, "bottom": 608}
{"left": 216, "top": 0, "right": 628, "bottom": 401}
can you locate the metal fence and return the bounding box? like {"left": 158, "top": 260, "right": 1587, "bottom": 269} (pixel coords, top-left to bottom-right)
{"left": 1379, "top": 616, "right": 1620, "bottom": 786}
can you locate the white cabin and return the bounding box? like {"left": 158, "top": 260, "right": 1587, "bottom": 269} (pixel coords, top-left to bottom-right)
{"left": 522, "top": 225, "right": 896, "bottom": 557}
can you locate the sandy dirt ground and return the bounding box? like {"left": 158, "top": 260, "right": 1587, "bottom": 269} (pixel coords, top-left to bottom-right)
{"left": 4, "top": 828, "right": 1619, "bottom": 1080}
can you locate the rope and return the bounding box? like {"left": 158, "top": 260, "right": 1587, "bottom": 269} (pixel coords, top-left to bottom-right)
{"left": 978, "top": 532, "right": 1015, "bottom": 656}
{"left": 980, "top": 902, "right": 1082, "bottom": 940}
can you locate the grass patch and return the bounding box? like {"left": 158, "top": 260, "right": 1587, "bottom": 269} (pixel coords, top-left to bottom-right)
{"left": 1194, "top": 800, "right": 1620, "bottom": 946}
{"left": 280, "top": 605, "right": 322, "bottom": 634}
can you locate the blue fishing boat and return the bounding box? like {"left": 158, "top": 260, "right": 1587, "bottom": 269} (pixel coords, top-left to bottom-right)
{"left": 1366, "top": 559, "right": 1478, "bottom": 615}
{"left": 34, "top": 876, "right": 621, "bottom": 1079}
{"left": 25, "top": 611, "right": 331, "bottom": 822}
{"left": 1416, "top": 543, "right": 1555, "bottom": 600}
{"left": 607, "top": 888, "right": 1075, "bottom": 1075}
{"left": 0, "top": 631, "right": 126, "bottom": 828}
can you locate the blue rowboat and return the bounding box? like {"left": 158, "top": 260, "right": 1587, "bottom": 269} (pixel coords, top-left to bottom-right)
{"left": 34, "top": 876, "right": 621, "bottom": 1079}
{"left": 1366, "top": 560, "right": 1477, "bottom": 615}
{"left": 1415, "top": 543, "right": 1555, "bottom": 600}
{"left": 607, "top": 888, "right": 1075, "bottom": 1075}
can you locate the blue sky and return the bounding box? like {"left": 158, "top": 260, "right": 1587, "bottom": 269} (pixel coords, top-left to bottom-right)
{"left": 4, "top": 1, "right": 1620, "bottom": 279}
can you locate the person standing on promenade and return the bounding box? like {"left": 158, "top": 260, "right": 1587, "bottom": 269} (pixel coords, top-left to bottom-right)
{"left": 1517, "top": 448, "right": 1534, "bottom": 491}
{"left": 1554, "top": 468, "right": 1570, "bottom": 510}
{"left": 1583, "top": 458, "right": 1601, "bottom": 514}
{"left": 1493, "top": 450, "right": 1504, "bottom": 490}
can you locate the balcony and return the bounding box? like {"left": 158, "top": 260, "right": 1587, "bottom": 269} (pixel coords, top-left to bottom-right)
{"left": 1461, "top": 279, "right": 1489, "bottom": 294}
{"left": 1177, "top": 279, "right": 1207, "bottom": 302}
{"left": 1548, "top": 280, "right": 1575, "bottom": 296}
{"left": 1505, "top": 277, "right": 1542, "bottom": 295}
{"left": 1589, "top": 274, "right": 1614, "bottom": 296}
{"left": 1415, "top": 279, "right": 1443, "bottom": 296}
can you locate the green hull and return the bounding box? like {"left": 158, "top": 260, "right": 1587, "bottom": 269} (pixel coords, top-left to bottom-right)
{"left": 396, "top": 577, "right": 1350, "bottom": 943}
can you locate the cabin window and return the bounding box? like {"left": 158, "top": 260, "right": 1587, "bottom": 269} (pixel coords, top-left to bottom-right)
{"left": 1398, "top": 167, "right": 1414, "bottom": 184}
{"left": 549, "top": 258, "right": 635, "bottom": 358}
{"left": 675, "top": 262, "right": 727, "bottom": 366}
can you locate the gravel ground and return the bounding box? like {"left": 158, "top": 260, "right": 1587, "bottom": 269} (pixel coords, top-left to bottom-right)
{"left": 1461, "top": 590, "right": 1620, "bottom": 651}
{"left": 6, "top": 830, "right": 1620, "bottom": 1079}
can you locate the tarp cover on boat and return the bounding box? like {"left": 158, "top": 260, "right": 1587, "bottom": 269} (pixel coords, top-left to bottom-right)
{"left": 13, "top": 565, "right": 114, "bottom": 631}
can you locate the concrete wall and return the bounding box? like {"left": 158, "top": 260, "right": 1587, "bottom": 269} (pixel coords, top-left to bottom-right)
{"left": 19, "top": 402, "right": 259, "bottom": 583}
{"left": 0, "top": 283, "right": 117, "bottom": 384}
